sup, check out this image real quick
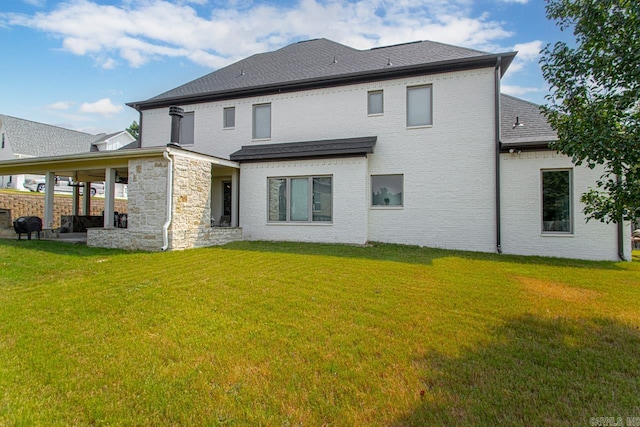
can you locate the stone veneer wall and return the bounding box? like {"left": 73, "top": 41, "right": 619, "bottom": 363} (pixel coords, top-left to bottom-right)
{"left": 170, "top": 156, "right": 242, "bottom": 250}
{"left": 87, "top": 154, "right": 242, "bottom": 251}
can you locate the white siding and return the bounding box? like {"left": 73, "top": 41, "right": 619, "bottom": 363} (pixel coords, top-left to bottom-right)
{"left": 501, "top": 150, "right": 631, "bottom": 261}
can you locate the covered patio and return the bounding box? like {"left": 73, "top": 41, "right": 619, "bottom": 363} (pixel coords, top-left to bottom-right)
{"left": 0, "top": 145, "right": 243, "bottom": 251}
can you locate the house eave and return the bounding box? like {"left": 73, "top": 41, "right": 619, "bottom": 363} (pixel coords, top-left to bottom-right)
{"left": 128, "top": 52, "right": 516, "bottom": 110}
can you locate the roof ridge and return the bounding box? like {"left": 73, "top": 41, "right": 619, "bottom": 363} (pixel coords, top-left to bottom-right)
{"left": 500, "top": 93, "right": 544, "bottom": 108}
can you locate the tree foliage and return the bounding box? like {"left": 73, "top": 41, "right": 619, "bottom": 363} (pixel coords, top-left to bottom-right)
{"left": 540, "top": 0, "right": 640, "bottom": 223}
{"left": 126, "top": 120, "right": 139, "bottom": 140}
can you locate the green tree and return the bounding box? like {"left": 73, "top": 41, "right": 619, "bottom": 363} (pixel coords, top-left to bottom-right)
{"left": 540, "top": 0, "right": 640, "bottom": 223}
{"left": 126, "top": 120, "right": 139, "bottom": 140}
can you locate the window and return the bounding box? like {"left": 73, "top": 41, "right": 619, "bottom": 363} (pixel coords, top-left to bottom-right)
{"left": 253, "top": 103, "right": 271, "bottom": 139}
{"left": 368, "top": 90, "right": 383, "bottom": 115}
{"left": 406, "top": 85, "right": 432, "bottom": 127}
{"left": 180, "top": 112, "right": 195, "bottom": 145}
{"left": 371, "top": 175, "right": 403, "bottom": 207}
{"left": 223, "top": 107, "right": 235, "bottom": 129}
{"left": 1, "top": 133, "right": 4, "bottom": 149}
{"left": 268, "top": 176, "right": 332, "bottom": 222}
{"left": 542, "top": 169, "right": 572, "bottom": 233}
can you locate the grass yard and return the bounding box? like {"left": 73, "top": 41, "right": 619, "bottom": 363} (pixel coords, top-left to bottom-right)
{"left": 0, "top": 240, "right": 639, "bottom": 426}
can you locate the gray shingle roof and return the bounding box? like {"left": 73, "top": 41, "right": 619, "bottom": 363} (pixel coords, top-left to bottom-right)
{"left": 500, "top": 94, "right": 557, "bottom": 150}
{"left": 131, "top": 38, "right": 515, "bottom": 109}
{"left": 0, "top": 114, "right": 100, "bottom": 157}
{"left": 230, "top": 136, "right": 376, "bottom": 162}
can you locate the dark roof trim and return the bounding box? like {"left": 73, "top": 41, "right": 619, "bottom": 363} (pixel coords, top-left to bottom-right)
{"left": 129, "top": 53, "right": 515, "bottom": 110}
{"left": 499, "top": 141, "right": 554, "bottom": 153}
{"left": 230, "top": 136, "right": 376, "bottom": 162}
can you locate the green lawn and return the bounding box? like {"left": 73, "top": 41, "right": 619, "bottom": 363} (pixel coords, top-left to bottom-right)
{"left": 0, "top": 240, "right": 638, "bottom": 426}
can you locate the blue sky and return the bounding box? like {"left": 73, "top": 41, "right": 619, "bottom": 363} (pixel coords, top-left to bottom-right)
{"left": 0, "top": 0, "right": 573, "bottom": 135}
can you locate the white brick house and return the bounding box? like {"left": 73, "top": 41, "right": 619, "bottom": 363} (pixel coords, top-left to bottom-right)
{"left": 124, "top": 38, "right": 630, "bottom": 261}
{"left": 0, "top": 38, "right": 630, "bottom": 260}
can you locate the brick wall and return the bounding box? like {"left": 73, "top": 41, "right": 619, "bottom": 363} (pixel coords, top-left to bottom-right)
{"left": 0, "top": 191, "right": 128, "bottom": 229}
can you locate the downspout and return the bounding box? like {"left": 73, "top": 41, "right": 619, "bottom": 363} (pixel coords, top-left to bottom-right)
{"left": 161, "top": 149, "right": 173, "bottom": 251}
{"left": 494, "top": 56, "right": 502, "bottom": 254}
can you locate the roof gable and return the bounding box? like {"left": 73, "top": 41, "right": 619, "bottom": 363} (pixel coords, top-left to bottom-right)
{"left": 131, "top": 38, "right": 515, "bottom": 109}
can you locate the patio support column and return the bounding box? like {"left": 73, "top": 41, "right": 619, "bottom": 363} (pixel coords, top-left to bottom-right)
{"left": 72, "top": 185, "right": 80, "bottom": 216}
{"left": 231, "top": 168, "right": 239, "bottom": 227}
{"left": 82, "top": 182, "right": 91, "bottom": 216}
{"left": 43, "top": 171, "right": 55, "bottom": 229}
{"left": 103, "top": 168, "right": 116, "bottom": 229}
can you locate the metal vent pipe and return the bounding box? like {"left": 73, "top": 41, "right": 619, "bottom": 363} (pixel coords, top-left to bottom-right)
{"left": 169, "top": 106, "right": 184, "bottom": 145}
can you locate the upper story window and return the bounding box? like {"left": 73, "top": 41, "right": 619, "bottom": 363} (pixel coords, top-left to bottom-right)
{"left": 371, "top": 174, "right": 403, "bottom": 207}
{"left": 368, "top": 90, "right": 383, "bottom": 115}
{"left": 253, "top": 103, "right": 271, "bottom": 140}
{"left": 1, "top": 133, "right": 4, "bottom": 149}
{"left": 406, "top": 85, "right": 432, "bottom": 127}
{"left": 541, "top": 169, "right": 573, "bottom": 234}
{"left": 223, "top": 107, "right": 235, "bottom": 129}
{"left": 180, "top": 112, "right": 195, "bottom": 145}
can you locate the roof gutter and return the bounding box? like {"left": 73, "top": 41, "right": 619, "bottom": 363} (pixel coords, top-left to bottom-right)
{"left": 495, "top": 56, "right": 502, "bottom": 254}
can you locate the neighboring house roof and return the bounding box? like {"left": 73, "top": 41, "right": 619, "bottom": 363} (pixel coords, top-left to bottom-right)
{"left": 500, "top": 94, "right": 558, "bottom": 152}
{"left": 91, "top": 130, "right": 137, "bottom": 152}
{"left": 92, "top": 131, "right": 123, "bottom": 144}
{"left": 0, "top": 114, "right": 99, "bottom": 157}
{"left": 130, "top": 38, "right": 516, "bottom": 109}
{"left": 230, "top": 136, "right": 376, "bottom": 162}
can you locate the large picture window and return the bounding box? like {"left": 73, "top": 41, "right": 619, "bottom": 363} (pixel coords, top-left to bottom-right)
{"left": 406, "top": 85, "right": 432, "bottom": 127}
{"left": 371, "top": 174, "right": 403, "bottom": 207}
{"left": 268, "top": 176, "right": 332, "bottom": 222}
{"left": 253, "top": 103, "right": 271, "bottom": 139}
{"left": 542, "top": 169, "right": 572, "bottom": 233}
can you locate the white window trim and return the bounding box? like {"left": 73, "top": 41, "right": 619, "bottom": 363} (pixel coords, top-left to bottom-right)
{"left": 540, "top": 168, "right": 574, "bottom": 235}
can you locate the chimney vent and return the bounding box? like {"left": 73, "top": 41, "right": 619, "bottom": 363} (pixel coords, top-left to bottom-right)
{"left": 169, "top": 106, "right": 184, "bottom": 144}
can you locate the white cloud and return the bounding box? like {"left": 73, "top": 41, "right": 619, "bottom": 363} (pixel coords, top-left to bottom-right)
{"left": 22, "top": 0, "right": 46, "bottom": 7}
{"left": 2, "top": 0, "right": 520, "bottom": 69}
{"left": 46, "top": 101, "right": 72, "bottom": 110}
{"left": 501, "top": 84, "right": 543, "bottom": 96}
{"left": 508, "top": 40, "right": 544, "bottom": 72}
{"left": 80, "top": 98, "right": 123, "bottom": 117}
